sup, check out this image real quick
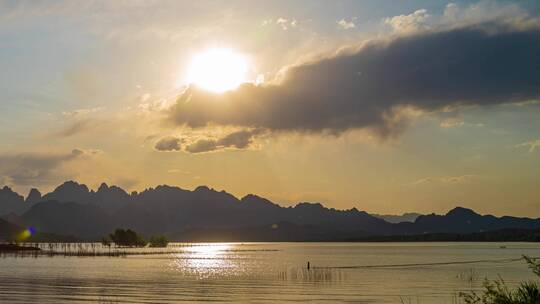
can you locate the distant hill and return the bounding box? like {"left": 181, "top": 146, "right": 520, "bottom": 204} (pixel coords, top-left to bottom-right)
{"left": 410, "top": 207, "right": 540, "bottom": 234}
{"left": 371, "top": 212, "right": 422, "bottom": 223}
{"left": 1, "top": 181, "right": 540, "bottom": 241}
{"left": 0, "top": 218, "right": 22, "bottom": 241}
{"left": 346, "top": 228, "right": 540, "bottom": 242}
{"left": 0, "top": 217, "right": 77, "bottom": 243}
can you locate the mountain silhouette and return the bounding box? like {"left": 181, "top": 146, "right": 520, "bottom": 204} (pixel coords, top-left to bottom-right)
{"left": 0, "top": 186, "right": 28, "bottom": 215}
{"left": 372, "top": 212, "right": 422, "bottom": 223}
{"left": 25, "top": 188, "right": 42, "bottom": 204}
{"left": 1, "top": 181, "right": 540, "bottom": 240}
{"left": 411, "top": 207, "right": 540, "bottom": 234}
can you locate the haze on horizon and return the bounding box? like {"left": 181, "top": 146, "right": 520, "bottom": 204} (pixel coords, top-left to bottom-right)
{"left": 1, "top": 0, "right": 539, "bottom": 217}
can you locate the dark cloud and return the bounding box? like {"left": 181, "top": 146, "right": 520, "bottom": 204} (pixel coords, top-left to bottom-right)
{"left": 0, "top": 149, "right": 96, "bottom": 186}
{"left": 185, "top": 138, "right": 218, "bottom": 154}
{"left": 168, "top": 21, "right": 540, "bottom": 137}
{"left": 154, "top": 136, "right": 182, "bottom": 151}
{"left": 217, "top": 129, "right": 263, "bottom": 149}
{"left": 185, "top": 129, "right": 262, "bottom": 153}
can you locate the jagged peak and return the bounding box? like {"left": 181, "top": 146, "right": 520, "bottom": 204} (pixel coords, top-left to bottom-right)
{"left": 97, "top": 182, "right": 109, "bottom": 192}
{"left": 28, "top": 188, "right": 41, "bottom": 195}
{"left": 26, "top": 188, "right": 42, "bottom": 203}
{"left": 54, "top": 180, "right": 90, "bottom": 193}
{"left": 0, "top": 186, "right": 22, "bottom": 198}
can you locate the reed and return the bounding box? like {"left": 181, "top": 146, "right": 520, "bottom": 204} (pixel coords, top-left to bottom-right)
{"left": 277, "top": 266, "right": 344, "bottom": 282}
{"left": 0, "top": 242, "right": 185, "bottom": 258}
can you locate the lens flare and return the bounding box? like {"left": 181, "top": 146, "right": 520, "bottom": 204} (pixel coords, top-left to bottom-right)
{"left": 19, "top": 227, "right": 35, "bottom": 241}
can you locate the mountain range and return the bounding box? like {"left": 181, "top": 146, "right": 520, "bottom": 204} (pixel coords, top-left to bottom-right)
{"left": 371, "top": 212, "right": 422, "bottom": 223}
{"left": 1, "top": 181, "right": 539, "bottom": 241}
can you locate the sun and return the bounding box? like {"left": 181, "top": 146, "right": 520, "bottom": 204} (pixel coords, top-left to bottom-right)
{"left": 185, "top": 48, "right": 249, "bottom": 93}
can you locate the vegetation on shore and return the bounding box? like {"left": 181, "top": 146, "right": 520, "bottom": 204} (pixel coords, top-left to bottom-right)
{"left": 460, "top": 256, "right": 540, "bottom": 303}
{"left": 101, "top": 229, "right": 168, "bottom": 248}
{"left": 148, "top": 235, "right": 169, "bottom": 247}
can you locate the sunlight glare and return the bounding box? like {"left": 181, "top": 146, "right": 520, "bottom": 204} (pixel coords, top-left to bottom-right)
{"left": 185, "top": 48, "right": 248, "bottom": 93}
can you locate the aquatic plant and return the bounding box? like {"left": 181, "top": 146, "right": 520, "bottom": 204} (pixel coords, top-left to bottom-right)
{"left": 460, "top": 256, "right": 540, "bottom": 304}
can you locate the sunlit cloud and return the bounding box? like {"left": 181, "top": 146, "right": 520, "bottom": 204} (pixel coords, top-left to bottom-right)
{"left": 337, "top": 19, "right": 356, "bottom": 30}
{"left": 384, "top": 9, "right": 430, "bottom": 33}
{"left": 168, "top": 19, "right": 540, "bottom": 138}
{"left": 409, "top": 174, "right": 480, "bottom": 185}
{"left": 184, "top": 129, "right": 264, "bottom": 154}
{"left": 515, "top": 139, "right": 540, "bottom": 153}
{"left": 62, "top": 107, "right": 104, "bottom": 117}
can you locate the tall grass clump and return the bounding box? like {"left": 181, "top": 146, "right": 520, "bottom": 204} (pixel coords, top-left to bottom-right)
{"left": 460, "top": 256, "right": 540, "bottom": 304}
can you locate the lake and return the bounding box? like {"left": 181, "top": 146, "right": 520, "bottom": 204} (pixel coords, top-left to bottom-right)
{"left": 1, "top": 242, "right": 539, "bottom": 303}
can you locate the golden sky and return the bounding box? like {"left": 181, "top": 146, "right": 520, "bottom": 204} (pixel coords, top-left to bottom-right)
{"left": 1, "top": 0, "right": 539, "bottom": 216}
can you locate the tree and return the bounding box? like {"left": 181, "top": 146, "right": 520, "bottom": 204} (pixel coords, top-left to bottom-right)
{"left": 148, "top": 235, "right": 169, "bottom": 247}
{"left": 108, "top": 228, "right": 147, "bottom": 247}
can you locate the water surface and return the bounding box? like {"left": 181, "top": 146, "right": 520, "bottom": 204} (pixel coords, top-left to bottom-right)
{"left": 1, "top": 242, "right": 539, "bottom": 303}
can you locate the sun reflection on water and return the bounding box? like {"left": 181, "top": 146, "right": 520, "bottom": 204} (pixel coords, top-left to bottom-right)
{"left": 171, "top": 243, "right": 246, "bottom": 279}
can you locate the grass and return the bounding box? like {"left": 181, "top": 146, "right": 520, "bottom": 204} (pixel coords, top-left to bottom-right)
{"left": 460, "top": 256, "right": 540, "bottom": 304}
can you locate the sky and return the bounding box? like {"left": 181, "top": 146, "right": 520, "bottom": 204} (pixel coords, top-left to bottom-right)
{"left": 1, "top": 0, "right": 539, "bottom": 217}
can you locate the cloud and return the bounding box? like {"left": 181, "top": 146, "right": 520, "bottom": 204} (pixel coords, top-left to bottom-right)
{"left": 384, "top": 9, "right": 430, "bottom": 32}
{"left": 62, "top": 107, "right": 104, "bottom": 117}
{"left": 337, "top": 19, "right": 355, "bottom": 30}
{"left": 439, "top": 117, "right": 464, "bottom": 129}
{"left": 185, "top": 139, "right": 218, "bottom": 154}
{"left": 276, "top": 18, "right": 288, "bottom": 30}
{"left": 267, "top": 17, "right": 298, "bottom": 30}
{"left": 410, "top": 174, "right": 479, "bottom": 185}
{"left": 217, "top": 129, "right": 262, "bottom": 149}
{"left": 515, "top": 139, "right": 540, "bottom": 153}
{"left": 54, "top": 119, "right": 101, "bottom": 137}
{"left": 0, "top": 149, "right": 99, "bottom": 187}
{"left": 167, "top": 169, "right": 190, "bottom": 174}
{"left": 185, "top": 129, "right": 263, "bottom": 154}
{"left": 168, "top": 20, "right": 540, "bottom": 138}
{"left": 439, "top": 117, "right": 485, "bottom": 129}
{"left": 154, "top": 136, "right": 182, "bottom": 151}
{"left": 441, "top": 2, "right": 531, "bottom": 26}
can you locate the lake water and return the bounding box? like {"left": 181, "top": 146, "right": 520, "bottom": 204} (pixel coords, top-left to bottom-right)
{"left": 1, "top": 242, "right": 539, "bottom": 303}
